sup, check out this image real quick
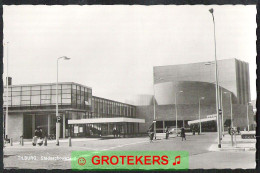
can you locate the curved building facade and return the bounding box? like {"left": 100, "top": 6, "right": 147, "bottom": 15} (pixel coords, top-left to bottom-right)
{"left": 137, "top": 58, "right": 254, "bottom": 133}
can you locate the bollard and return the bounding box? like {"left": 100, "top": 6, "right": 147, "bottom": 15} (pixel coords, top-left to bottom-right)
{"left": 69, "top": 137, "right": 72, "bottom": 147}
{"left": 231, "top": 133, "right": 234, "bottom": 147}
{"left": 10, "top": 138, "right": 13, "bottom": 146}
{"left": 44, "top": 137, "right": 47, "bottom": 146}
{"left": 21, "top": 136, "right": 24, "bottom": 146}
{"left": 234, "top": 132, "right": 237, "bottom": 147}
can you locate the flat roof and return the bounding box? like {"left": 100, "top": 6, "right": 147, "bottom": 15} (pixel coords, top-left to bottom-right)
{"left": 187, "top": 117, "right": 216, "bottom": 125}
{"left": 4, "top": 82, "right": 92, "bottom": 90}
{"left": 68, "top": 117, "right": 145, "bottom": 124}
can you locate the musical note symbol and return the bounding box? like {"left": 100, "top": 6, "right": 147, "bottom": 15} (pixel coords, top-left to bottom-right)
{"left": 173, "top": 155, "right": 181, "bottom": 165}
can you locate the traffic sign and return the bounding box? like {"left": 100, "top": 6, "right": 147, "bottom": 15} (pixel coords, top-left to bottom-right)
{"left": 57, "top": 116, "right": 61, "bottom": 123}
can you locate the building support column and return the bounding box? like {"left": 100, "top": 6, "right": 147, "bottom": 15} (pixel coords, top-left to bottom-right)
{"left": 163, "top": 121, "right": 165, "bottom": 132}
{"left": 48, "top": 114, "right": 51, "bottom": 136}
{"left": 63, "top": 114, "right": 66, "bottom": 138}
{"left": 138, "top": 123, "right": 139, "bottom": 134}
{"left": 108, "top": 123, "right": 110, "bottom": 135}
{"left": 32, "top": 114, "right": 35, "bottom": 137}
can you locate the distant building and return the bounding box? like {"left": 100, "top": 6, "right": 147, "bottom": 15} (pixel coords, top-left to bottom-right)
{"left": 136, "top": 58, "right": 254, "bottom": 133}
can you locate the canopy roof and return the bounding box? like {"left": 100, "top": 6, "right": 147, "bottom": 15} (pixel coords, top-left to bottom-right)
{"left": 188, "top": 117, "right": 216, "bottom": 125}
{"left": 68, "top": 117, "right": 145, "bottom": 124}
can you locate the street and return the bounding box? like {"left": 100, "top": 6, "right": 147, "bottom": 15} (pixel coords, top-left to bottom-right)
{"left": 4, "top": 132, "right": 255, "bottom": 169}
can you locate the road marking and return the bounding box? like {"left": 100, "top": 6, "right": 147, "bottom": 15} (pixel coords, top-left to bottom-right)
{"left": 101, "top": 140, "right": 149, "bottom": 151}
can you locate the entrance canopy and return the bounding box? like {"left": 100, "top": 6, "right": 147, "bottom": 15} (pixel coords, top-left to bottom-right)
{"left": 188, "top": 117, "right": 216, "bottom": 126}
{"left": 68, "top": 117, "right": 145, "bottom": 125}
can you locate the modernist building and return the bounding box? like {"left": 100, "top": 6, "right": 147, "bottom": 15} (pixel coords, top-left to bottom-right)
{"left": 136, "top": 58, "right": 255, "bottom": 133}
{"left": 3, "top": 82, "right": 144, "bottom": 141}
{"left": 3, "top": 58, "right": 255, "bottom": 141}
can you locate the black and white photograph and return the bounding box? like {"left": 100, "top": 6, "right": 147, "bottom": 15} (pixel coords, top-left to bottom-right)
{"left": 2, "top": 4, "right": 257, "bottom": 170}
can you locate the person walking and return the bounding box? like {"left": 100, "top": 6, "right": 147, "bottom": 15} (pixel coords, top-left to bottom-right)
{"left": 181, "top": 127, "right": 186, "bottom": 141}
{"left": 165, "top": 126, "right": 169, "bottom": 139}
{"left": 148, "top": 127, "right": 154, "bottom": 143}
{"left": 112, "top": 127, "right": 116, "bottom": 138}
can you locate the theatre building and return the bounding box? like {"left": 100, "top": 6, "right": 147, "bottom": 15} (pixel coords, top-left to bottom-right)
{"left": 134, "top": 59, "right": 255, "bottom": 133}
{"left": 3, "top": 82, "right": 144, "bottom": 142}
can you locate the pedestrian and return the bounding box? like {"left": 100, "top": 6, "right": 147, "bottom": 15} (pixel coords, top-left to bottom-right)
{"left": 113, "top": 127, "right": 116, "bottom": 138}
{"left": 228, "top": 127, "right": 231, "bottom": 135}
{"left": 165, "top": 126, "right": 169, "bottom": 139}
{"left": 181, "top": 127, "right": 186, "bottom": 141}
{"left": 148, "top": 128, "right": 154, "bottom": 143}
{"left": 33, "top": 126, "right": 43, "bottom": 146}
{"left": 192, "top": 126, "right": 195, "bottom": 135}
{"left": 237, "top": 127, "right": 240, "bottom": 135}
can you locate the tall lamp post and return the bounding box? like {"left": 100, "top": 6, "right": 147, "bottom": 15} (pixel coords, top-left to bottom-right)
{"left": 224, "top": 92, "right": 233, "bottom": 128}
{"left": 175, "top": 91, "right": 183, "bottom": 135}
{"left": 153, "top": 85, "right": 156, "bottom": 139}
{"left": 209, "top": 8, "right": 221, "bottom": 148}
{"left": 4, "top": 42, "right": 9, "bottom": 138}
{"left": 247, "top": 102, "right": 251, "bottom": 131}
{"left": 56, "top": 56, "right": 70, "bottom": 146}
{"left": 199, "top": 97, "right": 205, "bottom": 134}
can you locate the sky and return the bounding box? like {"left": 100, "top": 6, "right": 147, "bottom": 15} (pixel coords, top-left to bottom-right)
{"left": 3, "top": 5, "right": 256, "bottom": 103}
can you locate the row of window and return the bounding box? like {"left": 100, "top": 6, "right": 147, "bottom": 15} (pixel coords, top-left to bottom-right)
{"left": 3, "top": 84, "right": 92, "bottom": 107}
{"left": 91, "top": 97, "right": 135, "bottom": 117}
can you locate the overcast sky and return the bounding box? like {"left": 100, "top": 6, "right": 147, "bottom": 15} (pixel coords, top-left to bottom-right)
{"left": 3, "top": 5, "right": 256, "bottom": 103}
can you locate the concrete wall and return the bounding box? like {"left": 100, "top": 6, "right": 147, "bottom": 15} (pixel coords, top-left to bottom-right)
{"left": 154, "top": 59, "right": 250, "bottom": 105}
{"left": 8, "top": 113, "right": 23, "bottom": 142}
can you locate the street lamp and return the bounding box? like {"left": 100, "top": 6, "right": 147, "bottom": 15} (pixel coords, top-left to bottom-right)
{"left": 175, "top": 90, "right": 183, "bottom": 135}
{"left": 247, "top": 102, "right": 252, "bottom": 131}
{"left": 56, "top": 56, "right": 70, "bottom": 146}
{"left": 199, "top": 97, "right": 205, "bottom": 134}
{"left": 4, "top": 42, "right": 9, "bottom": 139}
{"left": 153, "top": 86, "right": 156, "bottom": 139}
{"left": 224, "top": 92, "right": 233, "bottom": 128}
{"left": 209, "top": 8, "right": 221, "bottom": 148}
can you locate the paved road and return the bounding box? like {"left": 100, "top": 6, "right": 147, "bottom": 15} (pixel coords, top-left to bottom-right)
{"left": 4, "top": 132, "right": 255, "bottom": 169}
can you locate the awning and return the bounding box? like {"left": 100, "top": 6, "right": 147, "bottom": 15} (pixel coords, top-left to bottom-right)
{"left": 68, "top": 117, "right": 145, "bottom": 125}
{"left": 188, "top": 117, "right": 216, "bottom": 126}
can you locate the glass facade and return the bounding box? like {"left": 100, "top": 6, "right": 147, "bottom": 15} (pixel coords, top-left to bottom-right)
{"left": 91, "top": 96, "right": 136, "bottom": 118}
{"left": 3, "top": 83, "right": 92, "bottom": 110}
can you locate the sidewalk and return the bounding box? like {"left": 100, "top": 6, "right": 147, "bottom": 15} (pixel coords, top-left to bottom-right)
{"left": 209, "top": 132, "right": 256, "bottom": 151}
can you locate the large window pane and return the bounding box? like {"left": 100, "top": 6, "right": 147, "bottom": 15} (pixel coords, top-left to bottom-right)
{"left": 51, "top": 95, "right": 61, "bottom": 104}
{"left": 51, "top": 89, "right": 61, "bottom": 95}
{"left": 62, "top": 84, "right": 71, "bottom": 89}
{"left": 41, "top": 85, "right": 51, "bottom": 90}
{"left": 12, "top": 86, "right": 21, "bottom": 92}
{"left": 62, "top": 93, "right": 71, "bottom": 99}
{"left": 31, "top": 85, "right": 40, "bottom": 90}
{"left": 21, "top": 95, "right": 30, "bottom": 100}
{"left": 21, "top": 100, "right": 30, "bottom": 105}
{"left": 31, "top": 90, "right": 40, "bottom": 95}
{"left": 41, "top": 90, "right": 51, "bottom": 95}
{"left": 41, "top": 99, "right": 50, "bottom": 104}
{"left": 41, "top": 95, "right": 51, "bottom": 99}
{"left": 22, "top": 86, "right": 30, "bottom": 91}
{"left": 12, "top": 97, "right": 21, "bottom": 105}
{"left": 31, "top": 96, "right": 40, "bottom": 105}
{"left": 3, "top": 91, "right": 11, "bottom": 97}
{"left": 62, "top": 99, "right": 71, "bottom": 104}
{"left": 21, "top": 90, "right": 30, "bottom": 95}
{"left": 62, "top": 89, "right": 71, "bottom": 94}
